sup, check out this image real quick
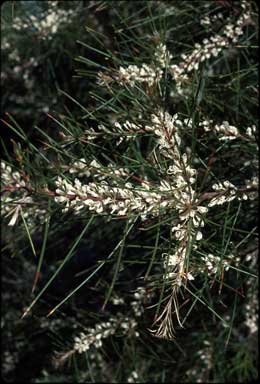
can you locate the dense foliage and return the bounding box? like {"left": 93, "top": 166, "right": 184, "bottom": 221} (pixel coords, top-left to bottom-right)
{"left": 1, "top": 1, "right": 258, "bottom": 382}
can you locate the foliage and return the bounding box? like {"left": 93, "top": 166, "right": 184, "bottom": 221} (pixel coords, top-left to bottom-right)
{"left": 1, "top": 1, "right": 258, "bottom": 382}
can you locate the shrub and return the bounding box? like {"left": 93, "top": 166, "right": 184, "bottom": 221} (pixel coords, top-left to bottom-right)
{"left": 1, "top": 1, "right": 258, "bottom": 382}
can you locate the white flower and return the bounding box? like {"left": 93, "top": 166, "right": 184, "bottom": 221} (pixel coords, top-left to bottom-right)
{"left": 172, "top": 224, "right": 186, "bottom": 240}
{"left": 246, "top": 125, "right": 256, "bottom": 137}
{"left": 187, "top": 272, "right": 195, "bottom": 280}
{"left": 196, "top": 231, "right": 203, "bottom": 241}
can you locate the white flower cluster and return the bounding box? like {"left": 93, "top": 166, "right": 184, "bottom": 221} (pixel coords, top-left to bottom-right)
{"left": 168, "top": 193, "right": 208, "bottom": 283}
{"left": 168, "top": 64, "right": 189, "bottom": 95}
{"left": 201, "top": 120, "right": 239, "bottom": 140}
{"left": 111, "top": 296, "right": 125, "bottom": 306}
{"left": 3, "top": 194, "right": 47, "bottom": 228}
{"left": 145, "top": 110, "right": 182, "bottom": 158}
{"left": 2, "top": 194, "right": 30, "bottom": 227}
{"left": 2, "top": 351, "right": 17, "bottom": 375}
{"left": 244, "top": 299, "right": 258, "bottom": 335}
{"left": 244, "top": 280, "right": 258, "bottom": 336}
{"left": 90, "top": 120, "right": 142, "bottom": 147}
{"left": 68, "top": 158, "right": 130, "bottom": 181}
{"left": 117, "top": 63, "right": 162, "bottom": 87}
{"left": 163, "top": 250, "right": 195, "bottom": 282}
{"left": 1, "top": 161, "right": 47, "bottom": 227}
{"left": 175, "top": 190, "right": 208, "bottom": 228}
{"left": 201, "top": 253, "right": 234, "bottom": 275}
{"left": 12, "top": 3, "right": 75, "bottom": 40}
{"left": 54, "top": 109, "right": 212, "bottom": 292}
{"left": 1, "top": 161, "right": 26, "bottom": 188}
{"left": 240, "top": 176, "right": 258, "bottom": 201}
{"left": 68, "top": 158, "right": 91, "bottom": 177}
{"left": 54, "top": 173, "right": 180, "bottom": 218}
{"left": 7, "top": 48, "right": 20, "bottom": 63}
{"left": 74, "top": 318, "right": 118, "bottom": 353}
{"left": 201, "top": 120, "right": 258, "bottom": 143}
{"left": 114, "top": 120, "right": 141, "bottom": 133}
{"left": 170, "top": 2, "right": 251, "bottom": 94}
{"left": 242, "top": 247, "right": 258, "bottom": 336}
{"left": 74, "top": 285, "right": 153, "bottom": 354}
{"left": 143, "top": 110, "right": 209, "bottom": 284}
{"left": 144, "top": 112, "right": 197, "bottom": 191}
{"left": 207, "top": 184, "right": 236, "bottom": 207}
{"left": 1, "top": 38, "right": 10, "bottom": 51}
{"left": 246, "top": 125, "right": 257, "bottom": 138}
{"left": 208, "top": 179, "right": 258, "bottom": 207}
{"left": 198, "top": 5, "right": 249, "bottom": 61}
{"left": 186, "top": 340, "right": 212, "bottom": 382}
{"left": 163, "top": 216, "right": 204, "bottom": 284}
{"left": 111, "top": 43, "right": 172, "bottom": 88}
{"left": 167, "top": 155, "right": 196, "bottom": 185}
{"left": 200, "top": 12, "right": 224, "bottom": 27}
{"left": 212, "top": 180, "right": 237, "bottom": 192}
{"left": 197, "top": 340, "right": 212, "bottom": 366}
{"left": 130, "top": 286, "right": 151, "bottom": 318}
{"left": 246, "top": 176, "right": 258, "bottom": 189}
{"left": 98, "top": 1, "right": 251, "bottom": 96}
{"left": 170, "top": 31, "right": 231, "bottom": 83}
{"left": 154, "top": 43, "right": 173, "bottom": 68}
{"left": 127, "top": 370, "right": 140, "bottom": 383}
